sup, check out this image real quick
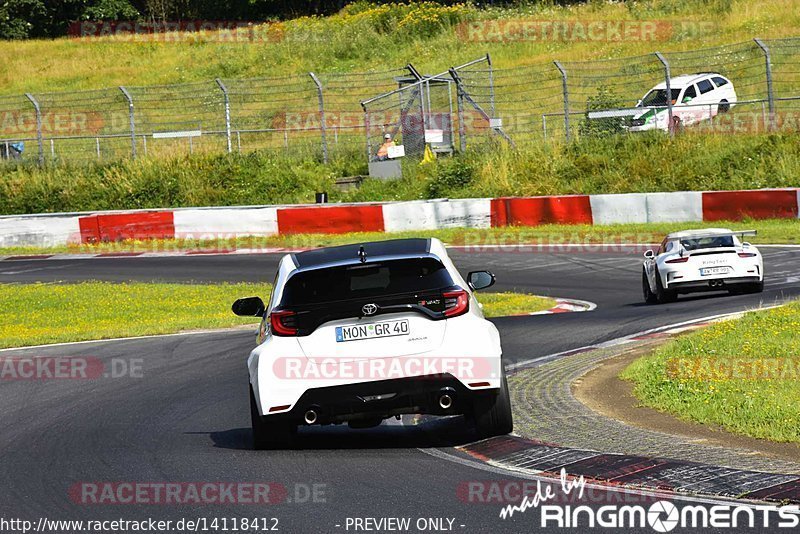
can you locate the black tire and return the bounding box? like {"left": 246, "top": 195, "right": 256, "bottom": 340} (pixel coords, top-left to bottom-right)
{"left": 643, "top": 269, "right": 658, "bottom": 304}
{"left": 718, "top": 100, "right": 730, "bottom": 113}
{"left": 473, "top": 369, "right": 513, "bottom": 439}
{"left": 250, "top": 386, "right": 295, "bottom": 450}
{"left": 655, "top": 268, "right": 677, "bottom": 304}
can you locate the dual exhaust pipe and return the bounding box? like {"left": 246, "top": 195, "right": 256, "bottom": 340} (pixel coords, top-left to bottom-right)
{"left": 303, "top": 388, "right": 456, "bottom": 425}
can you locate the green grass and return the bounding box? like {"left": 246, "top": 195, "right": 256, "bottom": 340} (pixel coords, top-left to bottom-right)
{"left": 0, "top": 282, "right": 553, "bottom": 349}
{"left": 0, "top": 1, "right": 798, "bottom": 216}
{"left": 1, "top": 0, "right": 795, "bottom": 94}
{"left": 2, "top": 132, "right": 799, "bottom": 215}
{"left": 1, "top": 219, "right": 798, "bottom": 257}
{"left": 621, "top": 301, "right": 800, "bottom": 443}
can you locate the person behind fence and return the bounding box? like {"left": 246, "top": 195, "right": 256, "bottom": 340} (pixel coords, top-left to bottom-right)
{"left": 669, "top": 114, "right": 683, "bottom": 135}
{"left": 376, "top": 133, "right": 395, "bottom": 161}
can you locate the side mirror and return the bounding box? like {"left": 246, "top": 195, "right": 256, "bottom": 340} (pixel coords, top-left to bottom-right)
{"left": 742, "top": 242, "right": 751, "bottom": 247}
{"left": 467, "top": 270, "right": 496, "bottom": 291}
{"left": 232, "top": 296, "right": 265, "bottom": 317}
{"left": 644, "top": 250, "right": 655, "bottom": 259}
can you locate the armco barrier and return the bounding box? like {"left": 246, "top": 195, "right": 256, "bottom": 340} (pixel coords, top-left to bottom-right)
{"left": 491, "top": 196, "right": 593, "bottom": 227}
{"left": 0, "top": 188, "right": 797, "bottom": 248}
{"left": 702, "top": 189, "right": 799, "bottom": 221}
{"left": 79, "top": 212, "right": 175, "bottom": 243}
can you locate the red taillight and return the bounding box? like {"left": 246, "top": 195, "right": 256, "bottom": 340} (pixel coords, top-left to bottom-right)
{"left": 270, "top": 310, "right": 298, "bottom": 336}
{"left": 443, "top": 290, "right": 469, "bottom": 318}
{"left": 666, "top": 257, "right": 689, "bottom": 263}
{"left": 738, "top": 252, "right": 757, "bottom": 258}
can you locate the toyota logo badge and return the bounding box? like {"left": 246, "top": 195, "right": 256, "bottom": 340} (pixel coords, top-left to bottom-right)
{"left": 362, "top": 303, "right": 378, "bottom": 316}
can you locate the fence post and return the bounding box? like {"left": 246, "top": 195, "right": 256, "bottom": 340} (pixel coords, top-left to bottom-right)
{"left": 553, "top": 61, "right": 570, "bottom": 141}
{"left": 308, "top": 72, "right": 329, "bottom": 164}
{"left": 119, "top": 86, "right": 137, "bottom": 158}
{"left": 753, "top": 38, "right": 775, "bottom": 131}
{"left": 24, "top": 93, "right": 44, "bottom": 165}
{"left": 215, "top": 78, "right": 233, "bottom": 153}
{"left": 456, "top": 80, "right": 467, "bottom": 152}
{"left": 654, "top": 52, "right": 674, "bottom": 137}
{"left": 486, "top": 53, "right": 496, "bottom": 118}
{"left": 360, "top": 103, "right": 371, "bottom": 162}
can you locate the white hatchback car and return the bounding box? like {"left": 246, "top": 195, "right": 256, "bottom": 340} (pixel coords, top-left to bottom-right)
{"left": 630, "top": 73, "right": 737, "bottom": 131}
{"left": 642, "top": 229, "right": 764, "bottom": 304}
{"left": 233, "top": 238, "right": 512, "bottom": 449}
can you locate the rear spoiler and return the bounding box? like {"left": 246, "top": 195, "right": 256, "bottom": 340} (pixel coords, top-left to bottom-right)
{"left": 677, "top": 230, "right": 757, "bottom": 241}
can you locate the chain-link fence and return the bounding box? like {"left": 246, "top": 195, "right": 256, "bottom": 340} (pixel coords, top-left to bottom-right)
{"left": 2, "top": 37, "right": 800, "bottom": 167}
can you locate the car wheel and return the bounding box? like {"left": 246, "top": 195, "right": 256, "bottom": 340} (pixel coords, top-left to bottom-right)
{"left": 643, "top": 269, "right": 658, "bottom": 304}
{"left": 655, "top": 268, "right": 677, "bottom": 304}
{"left": 718, "top": 100, "right": 730, "bottom": 113}
{"left": 472, "top": 369, "right": 513, "bottom": 439}
{"left": 250, "top": 385, "right": 296, "bottom": 450}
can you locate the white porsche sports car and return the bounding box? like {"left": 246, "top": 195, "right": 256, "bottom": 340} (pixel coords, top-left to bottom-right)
{"left": 643, "top": 229, "right": 764, "bottom": 304}
{"left": 233, "top": 238, "right": 512, "bottom": 449}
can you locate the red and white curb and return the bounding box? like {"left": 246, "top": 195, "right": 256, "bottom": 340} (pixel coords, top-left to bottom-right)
{"left": 1, "top": 188, "right": 798, "bottom": 248}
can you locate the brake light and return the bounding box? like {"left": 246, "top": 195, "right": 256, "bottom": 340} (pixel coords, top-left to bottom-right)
{"left": 443, "top": 290, "right": 469, "bottom": 318}
{"left": 270, "top": 310, "right": 298, "bottom": 336}
{"left": 666, "top": 257, "right": 689, "bottom": 263}
{"left": 738, "top": 252, "right": 757, "bottom": 258}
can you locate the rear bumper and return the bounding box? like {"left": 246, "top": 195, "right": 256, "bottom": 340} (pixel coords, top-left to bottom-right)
{"left": 258, "top": 374, "right": 497, "bottom": 425}
{"left": 668, "top": 276, "right": 761, "bottom": 293}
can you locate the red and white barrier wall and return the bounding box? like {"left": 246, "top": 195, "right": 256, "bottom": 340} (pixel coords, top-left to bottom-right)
{"left": 1, "top": 188, "right": 797, "bottom": 247}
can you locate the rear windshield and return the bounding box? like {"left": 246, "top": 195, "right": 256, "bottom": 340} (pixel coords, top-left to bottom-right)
{"left": 280, "top": 257, "right": 454, "bottom": 306}
{"left": 681, "top": 236, "right": 735, "bottom": 251}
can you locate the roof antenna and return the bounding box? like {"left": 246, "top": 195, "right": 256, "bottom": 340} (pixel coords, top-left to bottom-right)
{"left": 358, "top": 245, "right": 367, "bottom": 263}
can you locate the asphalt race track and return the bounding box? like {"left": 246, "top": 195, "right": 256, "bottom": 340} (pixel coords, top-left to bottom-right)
{"left": 1, "top": 247, "right": 799, "bottom": 533}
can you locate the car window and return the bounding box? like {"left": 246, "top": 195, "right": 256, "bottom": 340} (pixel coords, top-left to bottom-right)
{"left": 280, "top": 258, "right": 454, "bottom": 306}
{"left": 680, "top": 236, "right": 735, "bottom": 251}
{"left": 682, "top": 85, "right": 697, "bottom": 102}
{"left": 641, "top": 88, "right": 681, "bottom": 107}
{"left": 697, "top": 79, "right": 714, "bottom": 94}
{"left": 665, "top": 241, "right": 674, "bottom": 252}
{"left": 657, "top": 238, "right": 668, "bottom": 255}
{"left": 712, "top": 76, "right": 728, "bottom": 87}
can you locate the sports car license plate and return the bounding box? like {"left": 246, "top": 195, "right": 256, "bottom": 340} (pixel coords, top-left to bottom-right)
{"left": 700, "top": 266, "right": 730, "bottom": 276}
{"left": 336, "top": 320, "right": 409, "bottom": 342}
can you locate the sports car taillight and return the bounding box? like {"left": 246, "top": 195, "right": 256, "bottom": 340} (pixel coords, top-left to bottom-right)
{"left": 666, "top": 257, "right": 689, "bottom": 263}
{"left": 270, "top": 310, "right": 298, "bottom": 336}
{"left": 443, "top": 290, "right": 469, "bottom": 318}
{"left": 738, "top": 252, "right": 758, "bottom": 258}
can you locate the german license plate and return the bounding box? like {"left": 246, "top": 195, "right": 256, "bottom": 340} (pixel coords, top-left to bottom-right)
{"left": 700, "top": 266, "right": 730, "bottom": 276}
{"left": 336, "top": 319, "right": 409, "bottom": 342}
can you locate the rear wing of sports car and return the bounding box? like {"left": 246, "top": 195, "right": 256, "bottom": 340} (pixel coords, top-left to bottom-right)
{"left": 676, "top": 230, "right": 757, "bottom": 241}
